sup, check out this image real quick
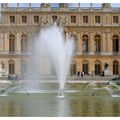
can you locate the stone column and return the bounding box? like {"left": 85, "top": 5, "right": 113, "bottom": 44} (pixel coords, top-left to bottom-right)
{"left": 15, "top": 59, "right": 21, "bottom": 75}
{"left": 102, "top": 32, "right": 107, "bottom": 54}
{"left": 89, "top": 59, "right": 95, "bottom": 74}
{"left": 106, "top": 31, "right": 112, "bottom": 54}
{"left": 4, "top": 33, "right": 9, "bottom": 52}
{"left": 0, "top": 33, "right": 4, "bottom": 51}
{"left": 28, "top": 32, "right": 32, "bottom": 51}
{"left": 5, "top": 59, "right": 9, "bottom": 75}
{"left": 109, "top": 60, "right": 113, "bottom": 75}
{"left": 78, "top": 32, "right": 82, "bottom": 54}
{"left": 78, "top": 59, "right": 82, "bottom": 73}
{"left": 89, "top": 32, "right": 94, "bottom": 55}
{"left": 16, "top": 33, "right": 21, "bottom": 53}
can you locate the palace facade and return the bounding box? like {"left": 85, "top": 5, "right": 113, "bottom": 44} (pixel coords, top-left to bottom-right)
{"left": 0, "top": 3, "right": 120, "bottom": 77}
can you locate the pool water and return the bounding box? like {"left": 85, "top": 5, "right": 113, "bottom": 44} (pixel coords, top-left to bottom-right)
{"left": 0, "top": 83, "right": 120, "bottom": 117}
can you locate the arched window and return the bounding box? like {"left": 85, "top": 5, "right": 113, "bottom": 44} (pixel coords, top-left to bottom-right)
{"left": 82, "top": 34, "right": 88, "bottom": 53}
{"left": 71, "top": 34, "right": 77, "bottom": 55}
{"left": 70, "top": 62, "right": 76, "bottom": 76}
{"left": 8, "top": 60, "right": 15, "bottom": 74}
{"left": 82, "top": 60, "right": 88, "bottom": 75}
{"left": 113, "top": 60, "right": 119, "bottom": 75}
{"left": 21, "top": 34, "right": 27, "bottom": 53}
{"left": 112, "top": 35, "right": 119, "bottom": 53}
{"left": 95, "top": 60, "right": 101, "bottom": 75}
{"left": 94, "top": 34, "right": 101, "bottom": 53}
{"left": 21, "top": 60, "right": 28, "bottom": 75}
{"left": 9, "top": 34, "right": 15, "bottom": 52}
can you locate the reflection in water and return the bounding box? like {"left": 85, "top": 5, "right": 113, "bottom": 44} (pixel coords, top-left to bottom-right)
{"left": 94, "top": 100, "right": 103, "bottom": 116}
{"left": 0, "top": 93, "right": 120, "bottom": 116}
{"left": 0, "top": 97, "right": 23, "bottom": 116}
{"left": 112, "top": 101, "right": 120, "bottom": 116}
{"left": 81, "top": 99, "right": 89, "bottom": 116}
{"left": 56, "top": 98, "right": 71, "bottom": 116}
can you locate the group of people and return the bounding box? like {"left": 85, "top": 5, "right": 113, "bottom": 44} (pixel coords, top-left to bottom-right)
{"left": 77, "top": 71, "right": 84, "bottom": 77}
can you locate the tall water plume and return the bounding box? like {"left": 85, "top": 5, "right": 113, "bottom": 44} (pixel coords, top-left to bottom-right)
{"left": 32, "top": 24, "right": 74, "bottom": 91}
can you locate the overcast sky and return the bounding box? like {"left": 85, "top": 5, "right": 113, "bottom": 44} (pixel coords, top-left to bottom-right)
{"left": 6, "top": 3, "right": 120, "bottom": 7}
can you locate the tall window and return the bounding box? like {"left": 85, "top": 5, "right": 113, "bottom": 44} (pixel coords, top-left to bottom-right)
{"left": 70, "top": 63, "right": 76, "bottom": 76}
{"left": 82, "top": 60, "right": 88, "bottom": 75}
{"left": 22, "top": 16, "right": 27, "bottom": 23}
{"left": 52, "top": 15, "right": 57, "bottom": 23}
{"left": 82, "top": 34, "right": 88, "bottom": 53}
{"left": 94, "top": 34, "right": 101, "bottom": 53}
{"left": 95, "top": 60, "right": 101, "bottom": 75}
{"left": 113, "top": 60, "right": 119, "bottom": 75}
{"left": 112, "top": 35, "right": 119, "bottom": 53}
{"left": 9, "top": 34, "right": 15, "bottom": 52}
{"left": 10, "top": 16, "right": 15, "bottom": 23}
{"left": 83, "top": 16, "right": 88, "bottom": 23}
{"left": 113, "top": 16, "right": 119, "bottom": 23}
{"left": 21, "top": 60, "right": 27, "bottom": 75}
{"left": 21, "top": 34, "right": 27, "bottom": 53}
{"left": 34, "top": 15, "right": 39, "bottom": 23}
{"left": 9, "top": 60, "right": 15, "bottom": 74}
{"left": 71, "top": 34, "right": 77, "bottom": 54}
{"left": 95, "top": 16, "right": 101, "bottom": 23}
{"left": 71, "top": 16, "right": 76, "bottom": 23}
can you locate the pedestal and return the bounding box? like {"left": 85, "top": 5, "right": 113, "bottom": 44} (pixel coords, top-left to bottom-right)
{"left": 104, "top": 68, "right": 111, "bottom": 76}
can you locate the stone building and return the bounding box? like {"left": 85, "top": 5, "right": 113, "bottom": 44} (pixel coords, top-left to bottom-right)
{"left": 0, "top": 3, "right": 120, "bottom": 77}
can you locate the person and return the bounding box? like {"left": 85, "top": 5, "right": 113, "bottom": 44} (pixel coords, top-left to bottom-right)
{"left": 81, "top": 72, "right": 83, "bottom": 78}
{"left": 77, "top": 71, "right": 80, "bottom": 76}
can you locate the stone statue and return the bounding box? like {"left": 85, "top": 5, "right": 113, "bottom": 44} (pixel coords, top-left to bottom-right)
{"left": 104, "top": 62, "right": 109, "bottom": 69}
{"left": 59, "top": 3, "right": 68, "bottom": 8}
{"left": 102, "top": 3, "right": 111, "bottom": 8}
{"left": 59, "top": 15, "right": 68, "bottom": 25}
{"left": 41, "top": 16, "right": 49, "bottom": 25}
{"left": 1, "top": 3, "right": 8, "bottom": 8}
{"left": 41, "top": 3, "right": 50, "bottom": 8}
{"left": 59, "top": 15, "right": 66, "bottom": 25}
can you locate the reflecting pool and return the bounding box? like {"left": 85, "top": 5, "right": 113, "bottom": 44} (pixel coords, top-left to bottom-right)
{"left": 0, "top": 83, "right": 120, "bottom": 117}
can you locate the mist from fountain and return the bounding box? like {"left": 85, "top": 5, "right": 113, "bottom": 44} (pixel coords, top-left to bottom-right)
{"left": 30, "top": 24, "right": 74, "bottom": 95}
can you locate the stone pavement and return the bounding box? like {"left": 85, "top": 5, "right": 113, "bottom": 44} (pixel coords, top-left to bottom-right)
{"left": 0, "top": 75, "right": 116, "bottom": 84}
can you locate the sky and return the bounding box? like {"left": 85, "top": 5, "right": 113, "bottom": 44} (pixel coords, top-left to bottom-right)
{"left": 5, "top": 3, "right": 120, "bottom": 8}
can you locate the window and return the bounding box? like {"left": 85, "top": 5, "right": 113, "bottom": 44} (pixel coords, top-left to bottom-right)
{"left": 95, "top": 60, "right": 101, "bottom": 75}
{"left": 10, "top": 16, "right": 15, "bottom": 23}
{"left": 112, "top": 35, "right": 119, "bottom": 52}
{"left": 9, "top": 60, "right": 15, "bottom": 74}
{"left": 21, "top": 60, "right": 27, "bottom": 74}
{"left": 71, "top": 16, "right": 76, "bottom": 23}
{"left": 83, "top": 16, "right": 88, "bottom": 23}
{"left": 113, "top": 60, "right": 119, "bottom": 75}
{"left": 70, "top": 63, "right": 76, "bottom": 76}
{"left": 82, "top": 34, "right": 88, "bottom": 52}
{"left": 94, "top": 34, "right": 101, "bottom": 52}
{"left": 113, "top": 16, "right": 119, "bottom": 23}
{"left": 95, "top": 16, "right": 101, "bottom": 23}
{"left": 71, "top": 34, "right": 77, "bottom": 54}
{"left": 34, "top": 15, "right": 39, "bottom": 23}
{"left": 9, "top": 34, "right": 15, "bottom": 52}
{"left": 21, "top": 34, "right": 27, "bottom": 52}
{"left": 22, "top": 16, "right": 27, "bottom": 23}
{"left": 52, "top": 15, "right": 57, "bottom": 23}
{"left": 82, "top": 60, "right": 89, "bottom": 75}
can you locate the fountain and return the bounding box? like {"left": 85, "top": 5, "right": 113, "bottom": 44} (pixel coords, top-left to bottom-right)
{"left": 26, "top": 23, "right": 74, "bottom": 97}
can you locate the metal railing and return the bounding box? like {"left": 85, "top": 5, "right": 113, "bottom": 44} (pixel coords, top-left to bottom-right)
{"left": 75, "top": 51, "right": 120, "bottom": 55}
{"left": 2, "top": 6, "right": 120, "bottom": 12}
{"left": 0, "top": 50, "right": 32, "bottom": 55}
